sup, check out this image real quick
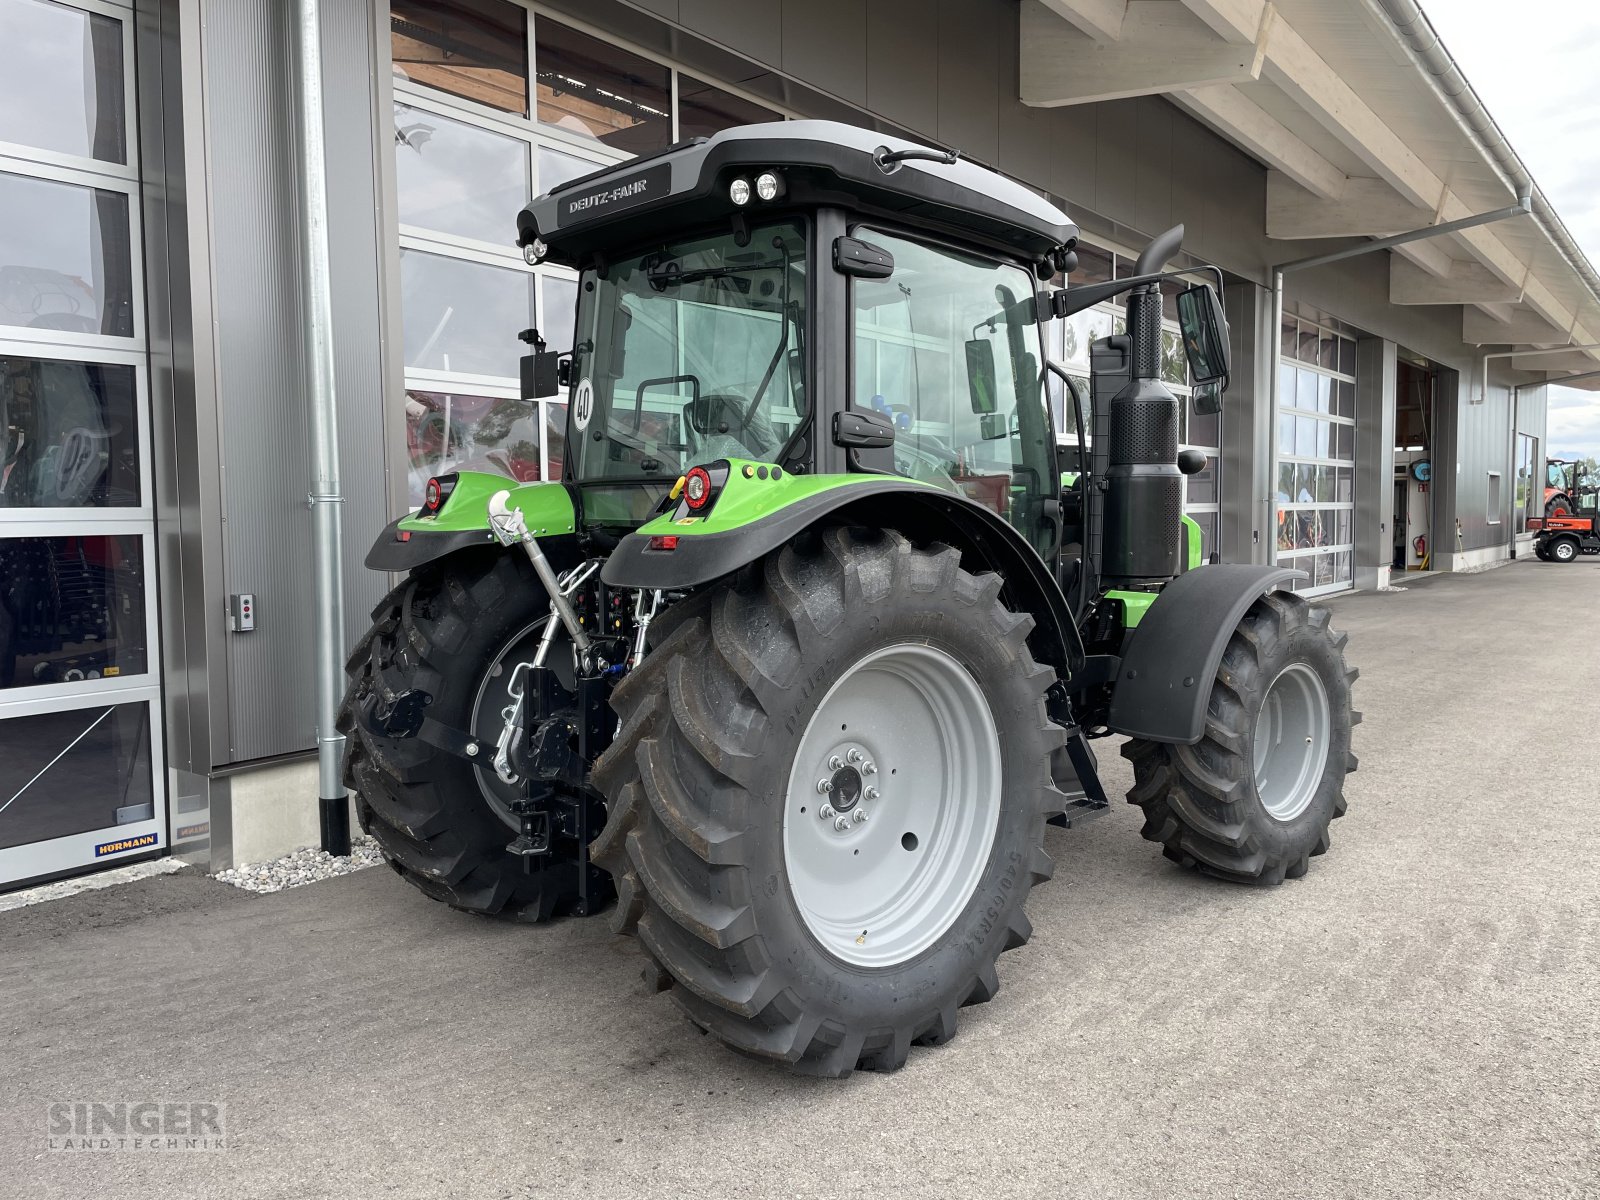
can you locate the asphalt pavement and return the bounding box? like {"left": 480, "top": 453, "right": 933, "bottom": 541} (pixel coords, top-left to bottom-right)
{"left": 3, "top": 555, "right": 1597, "bottom": 1199}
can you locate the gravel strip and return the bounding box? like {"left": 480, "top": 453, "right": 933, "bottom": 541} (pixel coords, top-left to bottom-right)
{"left": 212, "top": 836, "right": 385, "bottom": 894}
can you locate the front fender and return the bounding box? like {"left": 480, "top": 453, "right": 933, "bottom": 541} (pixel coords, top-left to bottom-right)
{"left": 364, "top": 472, "right": 575, "bottom": 572}
{"left": 602, "top": 461, "right": 1084, "bottom": 677}
{"left": 1107, "top": 564, "right": 1305, "bottom": 744}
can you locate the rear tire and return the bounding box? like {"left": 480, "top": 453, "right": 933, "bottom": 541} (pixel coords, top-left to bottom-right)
{"left": 338, "top": 550, "right": 610, "bottom": 921}
{"left": 1551, "top": 537, "right": 1579, "bottom": 563}
{"left": 1123, "top": 592, "right": 1358, "bottom": 885}
{"left": 591, "top": 527, "right": 1066, "bottom": 1076}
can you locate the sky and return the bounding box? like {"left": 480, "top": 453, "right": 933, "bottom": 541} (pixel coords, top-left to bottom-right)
{"left": 1423, "top": 0, "right": 1600, "bottom": 460}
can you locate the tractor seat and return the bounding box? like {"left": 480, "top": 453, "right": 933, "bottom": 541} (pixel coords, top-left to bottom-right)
{"left": 685, "top": 393, "right": 775, "bottom": 461}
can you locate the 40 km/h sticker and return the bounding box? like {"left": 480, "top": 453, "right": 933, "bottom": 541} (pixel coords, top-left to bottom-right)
{"left": 572, "top": 379, "right": 594, "bottom": 432}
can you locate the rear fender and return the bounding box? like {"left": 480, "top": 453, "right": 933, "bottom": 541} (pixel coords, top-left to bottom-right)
{"left": 364, "top": 472, "right": 575, "bottom": 572}
{"left": 601, "top": 462, "right": 1084, "bottom": 676}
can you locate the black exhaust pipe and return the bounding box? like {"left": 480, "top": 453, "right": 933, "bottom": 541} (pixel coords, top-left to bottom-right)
{"left": 1102, "top": 226, "right": 1185, "bottom": 587}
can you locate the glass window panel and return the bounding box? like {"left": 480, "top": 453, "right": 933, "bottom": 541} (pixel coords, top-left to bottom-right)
{"left": 400, "top": 249, "right": 534, "bottom": 378}
{"left": 0, "top": 701, "right": 152, "bottom": 850}
{"left": 1295, "top": 464, "right": 1316, "bottom": 504}
{"left": 1319, "top": 329, "right": 1338, "bottom": 370}
{"left": 1295, "top": 415, "right": 1316, "bottom": 458}
{"left": 539, "top": 275, "right": 577, "bottom": 362}
{"left": 544, "top": 400, "right": 567, "bottom": 482}
{"left": 0, "top": 534, "right": 147, "bottom": 689}
{"left": 0, "top": 356, "right": 139, "bottom": 508}
{"left": 1336, "top": 510, "right": 1352, "bottom": 545}
{"left": 1336, "top": 378, "right": 1356, "bottom": 418}
{"left": 1314, "top": 552, "right": 1334, "bottom": 586}
{"left": 677, "top": 74, "right": 782, "bottom": 141}
{"left": 0, "top": 171, "right": 133, "bottom": 337}
{"left": 1297, "top": 327, "right": 1319, "bottom": 365}
{"left": 1294, "top": 508, "right": 1316, "bottom": 549}
{"left": 1334, "top": 549, "right": 1351, "bottom": 582}
{"left": 1277, "top": 509, "right": 1295, "bottom": 551}
{"left": 534, "top": 18, "right": 671, "bottom": 155}
{"left": 1186, "top": 458, "right": 1218, "bottom": 505}
{"left": 538, "top": 146, "right": 599, "bottom": 194}
{"left": 1276, "top": 461, "right": 1295, "bottom": 502}
{"left": 1296, "top": 367, "right": 1318, "bottom": 411}
{"left": 1315, "top": 373, "right": 1332, "bottom": 413}
{"left": 1338, "top": 336, "right": 1356, "bottom": 378}
{"left": 1336, "top": 466, "right": 1353, "bottom": 502}
{"left": 1334, "top": 420, "right": 1354, "bottom": 460}
{"left": 391, "top": 0, "right": 527, "bottom": 115}
{"left": 1189, "top": 509, "right": 1218, "bottom": 561}
{"left": 403, "top": 389, "right": 540, "bottom": 506}
{"left": 1281, "top": 316, "right": 1298, "bottom": 361}
{"left": 0, "top": 0, "right": 126, "bottom": 164}
{"left": 394, "top": 102, "right": 529, "bottom": 246}
{"left": 1189, "top": 406, "right": 1219, "bottom": 448}
{"left": 1073, "top": 243, "right": 1114, "bottom": 288}
{"left": 1160, "top": 327, "right": 1187, "bottom": 385}
{"left": 1315, "top": 465, "right": 1334, "bottom": 503}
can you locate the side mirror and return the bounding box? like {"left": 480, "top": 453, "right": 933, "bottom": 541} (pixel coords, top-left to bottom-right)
{"left": 521, "top": 349, "right": 560, "bottom": 399}
{"left": 1176, "top": 283, "right": 1230, "bottom": 390}
{"left": 1192, "top": 380, "right": 1222, "bottom": 416}
{"left": 965, "top": 337, "right": 999, "bottom": 414}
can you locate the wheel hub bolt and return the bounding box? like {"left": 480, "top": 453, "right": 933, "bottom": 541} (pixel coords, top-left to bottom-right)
{"left": 864, "top": 786, "right": 880, "bottom": 802}
{"left": 819, "top": 804, "right": 837, "bottom": 820}
{"left": 861, "top": 760, "right": 877, "bottom": 776}
{"left": 852, "top": 809, "right": 868, "bottom": 824}
{"left": 834, "top": 816, "right": 851, "bottom": 832}
{"left": 846, "top": 747, "right": 863, "bottom": 764}
{"left": 817, "top": 777, "right": 834, "bottom": 794}
{"left": 828, "top": 755, "right": 844, "bottom": 770}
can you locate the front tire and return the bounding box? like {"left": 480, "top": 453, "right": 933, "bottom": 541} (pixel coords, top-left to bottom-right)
{"left": 1124, "top": 592, "right": 1358, "bottom": 885}
{"left": 591, "top": 527, "right": 1066, "bottom": 1076}
{"left": 1550, "top": 537, "right": 1579, "bottom": 563}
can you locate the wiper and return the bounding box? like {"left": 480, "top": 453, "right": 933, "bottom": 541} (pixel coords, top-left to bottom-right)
{"left": 646, "top": 255, "right": 788, "bottom": 291}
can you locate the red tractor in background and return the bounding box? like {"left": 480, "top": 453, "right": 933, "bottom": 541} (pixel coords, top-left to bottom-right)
{"left": 1533, "top": 459, "right": 1599, "bottom": 562}
{"left": 1544, "top": 458, "right": 1580, "bottom": 518}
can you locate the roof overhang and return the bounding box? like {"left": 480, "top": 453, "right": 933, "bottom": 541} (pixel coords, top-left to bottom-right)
{"left": 1020, "top": 0, "right": 1600, "bottom": 383}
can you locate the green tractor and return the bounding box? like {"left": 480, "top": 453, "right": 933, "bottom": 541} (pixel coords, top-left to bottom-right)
{"left": 340, "top": 120, "right": 1358, "bottom": 1076}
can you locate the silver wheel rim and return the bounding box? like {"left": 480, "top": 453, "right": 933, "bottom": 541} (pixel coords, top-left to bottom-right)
{"left": 1554, "top": 540, "right": 1576, "bottom": 561}
{"left": 1252, "top": 662, "right": 1332, "bottom": 822}
{"left": 782, "top": 643, "right": 1002, "bottom": 969}
{"left": 470, "top": 618, "right": 571, "bottom": 829}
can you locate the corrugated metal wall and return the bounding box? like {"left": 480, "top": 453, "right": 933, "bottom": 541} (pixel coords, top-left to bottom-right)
{"left": 200, "top": 0, "right": 389, "bottom": 763}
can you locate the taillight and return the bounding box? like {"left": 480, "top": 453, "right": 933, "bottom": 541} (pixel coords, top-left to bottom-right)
{"left": 421, "top": 473, "right": 457, "bottom": 516}
{"left": 647, "top": 535, "right": 679, "bottom": 551}
{"left": 683, "top": 466, "right": 714, "bottom": 511}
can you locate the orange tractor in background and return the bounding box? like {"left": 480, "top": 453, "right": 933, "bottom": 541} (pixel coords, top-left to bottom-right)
{"left": 1533, "top": 459, "right": 1599, "bottom": 562}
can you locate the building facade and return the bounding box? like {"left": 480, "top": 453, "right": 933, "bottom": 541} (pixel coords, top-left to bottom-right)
{"left": 1, "top": 0, "right": 1594, "bottom": 887}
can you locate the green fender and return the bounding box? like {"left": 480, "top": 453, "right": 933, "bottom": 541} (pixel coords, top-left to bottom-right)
{"left": 601, "top": 458, "right": 1086, "bottom": 677}
{"left": 364, "top": 471, "right": 575, "bottom": 572}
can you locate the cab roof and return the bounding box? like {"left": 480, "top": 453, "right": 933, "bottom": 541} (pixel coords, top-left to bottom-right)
{"left": 517, "top": 120, "right": 1078, "bottom": 271}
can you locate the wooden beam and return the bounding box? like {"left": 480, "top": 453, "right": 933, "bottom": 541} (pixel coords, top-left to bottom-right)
{"left": 1021, "top": 2, "right": 1258, "bottom": 107}
{"left": 1463, "top": 306, "right": 1567, "bottom": 346}
{"left": 1174, "top": 85, "right": 1345, "bottom": 200}
{"left": 1178, "top": 0, "right": 1266, "bottom": 44}
{"left": 1266, "top": 172, "right": 1435, "bottom": 239}
{"left": 1391, "top": 238, "right": 1455, "bottom": 280}
{"left": 1037, "top": 0, "right": 1127, "bottom": 41}
{"left": 1390, "top": 257, "right": 1523, "bottom": 306}
{"left": 1259, "top": 18, "right": 1443, "bottom": 211}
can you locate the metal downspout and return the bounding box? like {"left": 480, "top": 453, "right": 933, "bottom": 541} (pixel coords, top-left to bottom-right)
{"left": 292, "top": 0, "right": 350, "bottom": 855}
